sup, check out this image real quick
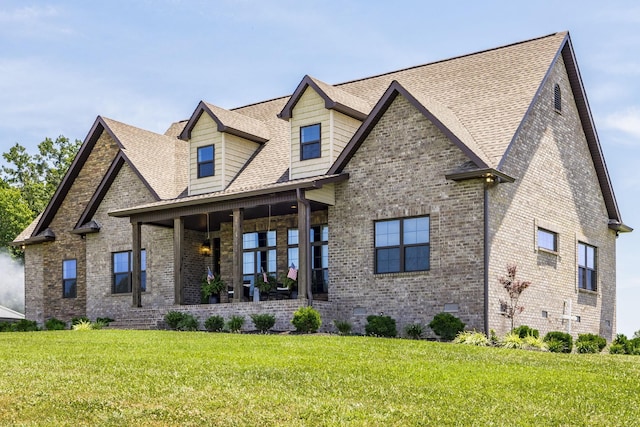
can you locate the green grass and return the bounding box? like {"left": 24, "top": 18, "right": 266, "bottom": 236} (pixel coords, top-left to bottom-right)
{"left": 1, "top": 331, "right": 639, "bottom": 426}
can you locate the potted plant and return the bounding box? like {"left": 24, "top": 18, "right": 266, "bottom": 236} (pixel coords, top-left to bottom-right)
{"left": 201, "top": 273, "right": 225, "bottom": 304}
{"left": 279, "top": 273, "right": 298, "bottom": 299}
{"left": 255, "top": 274, "right": 276, "bottom": 300}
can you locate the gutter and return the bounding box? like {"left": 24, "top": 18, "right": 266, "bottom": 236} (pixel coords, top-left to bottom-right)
{"left": 484, "top": 185, "right": 490, "bottom": 336}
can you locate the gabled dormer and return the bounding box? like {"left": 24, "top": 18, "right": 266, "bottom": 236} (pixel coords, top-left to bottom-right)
{"left": 279, "top": 76, "right": 371, "bottom": 180}
{"left": 180, "top": 101, "right": 269, "bottom": 195}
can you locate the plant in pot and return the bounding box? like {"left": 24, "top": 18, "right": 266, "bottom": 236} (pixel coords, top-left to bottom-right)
{"left": 255, "top": 274, "right": 276, "bottom": 300}
{"left": 279, "top": 273, "right": 298, "bottom": 299}
{"left": 201, "top": 272, "right": 225, "bottom": 304}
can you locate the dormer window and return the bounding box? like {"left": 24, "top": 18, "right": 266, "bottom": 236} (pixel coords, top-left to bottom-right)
{"left": 197, "top": 145, "right": 214, "bottom": 178}
{"left": 301, "top": 124, "right": 321, "bottom": 160}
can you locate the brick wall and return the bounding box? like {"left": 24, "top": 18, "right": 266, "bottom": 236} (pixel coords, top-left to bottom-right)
{"left": 329, "top": 94, "right": 486, "bottom": 337}
{"left": 27, "top": 131, "right": 119, "bottom": 324}
{"left": 487, "top": 57, "right": 617, "bottom": 340}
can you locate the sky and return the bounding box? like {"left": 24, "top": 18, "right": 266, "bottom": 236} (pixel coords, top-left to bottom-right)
{"left": 0, "top": 0, "right": 638, "bottom": 335}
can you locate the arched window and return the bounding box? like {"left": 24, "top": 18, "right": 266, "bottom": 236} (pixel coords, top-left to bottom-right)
{"left": 554, "top": 83, "right": 561, "bottom": 112}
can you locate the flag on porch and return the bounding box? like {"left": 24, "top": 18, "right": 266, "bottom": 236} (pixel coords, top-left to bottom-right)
{"left": 207, "top": 266, "right": 214, "bottom": 284}
{"left": 287, "top": 264, "right": 298, "bottom": 280}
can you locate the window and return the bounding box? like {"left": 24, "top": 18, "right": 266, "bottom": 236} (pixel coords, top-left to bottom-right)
{"left": 375, "top": 216, "right": 430, "bottom": 273}
{"left": 578, "top": 242, "right": 596, "bottom": 291}
{"left": 554, "top": 83, "right": 561, "bottom": 112}
{"left": 288, "top": 226, "right": 329, "bottom": 294}
{"left": 243, "top": 231, "right": 276, "bottom": 286}
{"left": 197, "top": 145, "right": 214, "bottom": 178}
{"left": 112, "top": 250, "right": 146, "bottom": 294}
{"left": 62, "top": 259, "right": 77, "bottom": 299}
{"left": 537, "top": 228, "right": 557, "bottom": 252}
{"left": 300, "top": 124, "right": 321, "bottom": 160}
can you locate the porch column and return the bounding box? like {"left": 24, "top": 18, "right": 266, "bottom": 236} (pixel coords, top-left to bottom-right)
{"left": 173, "top": 217, "right": 184, "bottom": 305}
{"left": 232, "top": 208, "right": 244, "bottom": 302}
{"left": 131, "top": 221, "right": 142, "bottom": 307}
{"left": 297, "top": 192, "right": 311, "bottom": 301}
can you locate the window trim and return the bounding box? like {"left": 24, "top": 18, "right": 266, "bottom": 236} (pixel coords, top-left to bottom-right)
{"left": 197, "top": 145, "right": 215, "bottom": 178}
{"left": 62, "top": 258, "right": 77, "bottom": 299}
{"left": 112, "top": 249, "right": 146, "bottom": 294}
{"left": 374, "top": 216, "right": 430, "bottom": 274}
{"left": 288, "top": 225, "right": 329, "bottom": 294}
{"left": 577, "top": 242, "right": 597, "bottom": 292}
{"left": 300, "top": 123, "right": 321, "bottom": 161}
{"left": 242, "top": 231, "right": 277, "bottom": 286}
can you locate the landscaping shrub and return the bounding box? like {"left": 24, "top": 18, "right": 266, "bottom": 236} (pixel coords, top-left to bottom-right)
{"left": 333, "top": 320, "right": 352, "bottom": 336}
{"left": 12, "top": 319, "right": 39, "bottom": 332}
{"left": 251, "top": 313, "right": 276, "bottom": 333}
{"left": 204, "top": 315, "right": 225, "bottom": 332}
{"left": 404, "top": 323, "right": 424, "bottom": 340}
{"left": 176, "top": 314, "right": 199, "bottom": 331}
{"left": 522, "top": 335, "right": 547, "bottom": 351}
{"left": 164, "top": 311, "right": 186, "bottom": 330}
{"left": 501, "top": 332, "right": 524, "bottom": 349}
{"left": 71, "top": 316, "right": 90, "bottom": 326}
{"left": 45, "top": 318, "right": 66, "bottom": 330}
{"left": 365, "top": 315, "right": 397, "bottom": 338}
{"left": 454, "top": 331, "right": 490, "bottom": 346}
{"left": 576, "top": 333, "right": 606, "bottom": 354}
{"left": 96, "top": 317, "right": 114, "bottom": 325}
{"left": 543, "top": 331, "right": 573, "bottom": 353}
{"left": 428, "top": 312, "right": 464, "bottom": 341}
{"left": 609, "top": 334, "right": 640, "bottom": 355}
{"left": 291, "top": 306, "right": 321, "bottom": 333}
{"left": 72, "top": 320, "right": 93, "bottom": 331}
{"left": 512, "top": 325, "right": 539, "bottom": 339}
{"left": 227, "top": 315, "right": 245, "bottom": 333}
{"left": 0, "top": 321, "right": 12, "bottom": 332}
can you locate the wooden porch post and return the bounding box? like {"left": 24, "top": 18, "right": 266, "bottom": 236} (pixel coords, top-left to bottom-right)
{"left": 297, "top": 194, "right": 310, "bottom": 300}
{"left": 131, "top": 221, "right": 142, "bottom": 308}
{"left": 173, "top": 217, "right": 184, "bottom": 305}
{"left": 232, "top": 208, "right": 244, "bottom": 302}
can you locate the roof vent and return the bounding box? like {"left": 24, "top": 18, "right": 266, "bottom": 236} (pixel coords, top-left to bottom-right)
{"left": 554, "top": 83, "right": 561, "bottom": 112}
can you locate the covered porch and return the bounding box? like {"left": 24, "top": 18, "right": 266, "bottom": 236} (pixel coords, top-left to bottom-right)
{"left": 109, "top": 175, "right": 345, "bottom": 308}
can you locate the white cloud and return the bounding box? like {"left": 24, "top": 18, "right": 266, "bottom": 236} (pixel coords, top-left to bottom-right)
{"left": 602, "top": 107, "right": 640, "bottom": 141}
{"left": 0, "top": 5, "right": 58, "bottom": 22}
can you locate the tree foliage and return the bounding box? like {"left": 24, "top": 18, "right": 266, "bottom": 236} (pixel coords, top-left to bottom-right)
{"left": 498, "top": 264, "right": 531, "bottom": 330}
{"left": 0, "top": 135, "right": 80, "bottom": 257}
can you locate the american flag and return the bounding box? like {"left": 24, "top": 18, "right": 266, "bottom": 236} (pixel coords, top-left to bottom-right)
{"left": 287, "top": 266, "right": 298, "bottom": 280}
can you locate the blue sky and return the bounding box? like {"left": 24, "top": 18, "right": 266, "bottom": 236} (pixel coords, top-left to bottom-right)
{"left": 1, "top": 1, "right": 639, "bottom": 335}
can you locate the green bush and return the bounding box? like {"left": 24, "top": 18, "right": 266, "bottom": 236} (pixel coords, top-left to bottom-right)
{"left": 176, "top": 314, "right": 199, "bottom": 331}
{"left": 251, "top": 313, "right": 276, "bottom": 333}
{"left": 610, "top": 334, "right": 640, "bottom": 355}
{"left": 96, "top": 317, "right": 114, "bottom": 325}
{"left": 428, "top": 312, "right": 465, "bottom": 341}
{"left": 522, "top": 335, "right": 548, "bottom": 351}
{"left": 576, "top": 333, "right": 606, "bottom": 354}
{"left": 164, "top": 311, "right": 186, "bottom": 330}
{"left": 12, "top": 319, "right": 39, "bottom": 332}
{"left": 501, "top": 332, "right": 524, "bottom": 349}
{"left": 512, "top": 325, "right": 539, "bottom": 339}
{"left": 0, "top": 321, "right": 12, "bottom": 332}
{"left": 543, "top": 331, "right": 573, "bottom": 353}
{"left": 291, "top": 306, "right": 321, "bottom": 333}
{"left": 204, "top": 315, "right": 225, "bottom": 332}
{"left": 454, "top": 331, "right": 490, "bottom": 346}
{"left": 404, "top": 323, "right": 424, "bottom": 340}
{"left": 333, "top": 320, "right": 352, "bottom": 336}
{"left": 365, "top": 315, "right": 397, "bottom": 338}
{"left": 45, "top": 318, "right": 66, "bottom": 330}
{"left": 72, "top": 320, "right": 93, "bottom": 331}
{"left": 227, "top": 315, "right": 245, "bottom": 333}
{"left": 609, "top": 343, "right": 627, "bottom": 354}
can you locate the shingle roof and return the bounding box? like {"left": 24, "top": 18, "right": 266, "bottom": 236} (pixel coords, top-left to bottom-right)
{"left": 102, "top": 117, "right": 188, "bottom": 200}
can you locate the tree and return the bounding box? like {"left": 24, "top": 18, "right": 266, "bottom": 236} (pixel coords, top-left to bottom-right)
{"left": 0, "top": 187, "right": 33, "bottom": 259}
{"left": 0, "top": 135, "right": 81, "bottom": 257}
{"left": 1, "top": 135, "right": 81, "bottom": 215}
{"left": 498, "top": 264, "right": 531, "bottom": 330}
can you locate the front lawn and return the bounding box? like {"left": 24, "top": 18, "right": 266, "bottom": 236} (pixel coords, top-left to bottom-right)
{"left": 0, "top": 330, "right": 638, "bottom": 426}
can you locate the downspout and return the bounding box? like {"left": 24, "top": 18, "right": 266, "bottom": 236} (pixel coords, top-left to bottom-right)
{"left": 296, "top": 188, "right": 313, "bottom": 306}
{"left": 483, "top": 183, "right": 490, "bottom": 336}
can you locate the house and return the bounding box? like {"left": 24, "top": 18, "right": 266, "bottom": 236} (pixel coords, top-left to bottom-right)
{"left": 14, "top": 31, "right": 631, "bottom": 340}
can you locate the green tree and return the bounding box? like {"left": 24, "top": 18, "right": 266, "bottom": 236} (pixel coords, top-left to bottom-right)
{"left": 0, "top": 135, "right": 80, "bottom": 257}
{"left": 0, "top": 187, "right": 33, "bottom": 258}
{"left": 1, "top": 135, "right": 81, "bottom": 214}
